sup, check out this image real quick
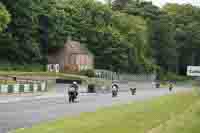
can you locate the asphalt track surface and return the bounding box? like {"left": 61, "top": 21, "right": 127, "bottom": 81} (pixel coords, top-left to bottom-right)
{"left": 0, "top": 83, "right": 191, "bottom": 133}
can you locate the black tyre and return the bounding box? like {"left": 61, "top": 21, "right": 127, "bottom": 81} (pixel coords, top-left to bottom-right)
{"left": 72, "top": 96, "right": 75, "bottom": 103}
{"left": 68, "top": 92, "right": 73, "bottom": 103}
{"left": 112, "top": 90, "right": 117, "bottom": 97}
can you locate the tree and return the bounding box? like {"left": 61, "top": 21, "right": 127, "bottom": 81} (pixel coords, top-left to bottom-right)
{"left": 163, "top": 3, "right": 200, "bottom": 75}
{"left": 0, "top": 0, "right": 152, "bottom": 73}
{"left": 0, "top": 0, "right": 59, "bottom": 64}
{"left": 0, "top": 2, "right": 10, "bottom": 32}
{"left": 112, "top": 0, "right": 131, "bottom": 10}
{"left": 113, "top": 0, "right": 177, "bottom": 75}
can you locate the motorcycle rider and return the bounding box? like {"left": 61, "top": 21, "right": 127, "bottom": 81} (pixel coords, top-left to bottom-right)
{"left": 130, "top": 88, "right": 136, "bottom": 95}
{"left": 169, "top": 81, "right": 173, "bottom": 92}
{"left": 68, "top": 85, "right": 76, "bottom": 103}
{"left": 68, "top": 81, "right": 79, "bottom": 103}
{"left": 112, "top": 83, "right": 119, "bottom": 97}
{"left": 71, "top": 81, "right": 79, "bottom": 97}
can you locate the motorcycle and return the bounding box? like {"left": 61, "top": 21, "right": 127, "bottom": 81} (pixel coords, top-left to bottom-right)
{"left": 169, "top": 84, "right": 173, "bottom": 92}
{"left": 111, "top": 84, "right": 119, "bottom": 97}
{"left": 68, "top": 87, "right": 78, "bottom": 103}
{"left": 112, "top": 89, "right": 118, "bottom": 97}
{"left": 130, "top": 88, "right": 136, "bottom": 95}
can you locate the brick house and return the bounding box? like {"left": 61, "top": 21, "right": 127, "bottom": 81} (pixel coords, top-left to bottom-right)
{"left": 48, "top": 39, "right": 94, "bottom": 72}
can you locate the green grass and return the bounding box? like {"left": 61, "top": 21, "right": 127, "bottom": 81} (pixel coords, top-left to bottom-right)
{"left": 0, "top": 71, "right": 87, "bottom": 82}
{"left": 160, "top": 80, "right": 193, "bottom": 88}
{"left": 13, "top": 92, "right": 199, "bottom": 133}
{"left": 0, "top": 71, "right": 113, "bottom": 86}
{"left": 149, "top": 98, "right": 200, "bottom": 133}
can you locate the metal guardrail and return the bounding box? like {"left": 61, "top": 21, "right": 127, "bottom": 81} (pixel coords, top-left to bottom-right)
{"left": 95, "top": 69, "right": 156, "bottom": 81}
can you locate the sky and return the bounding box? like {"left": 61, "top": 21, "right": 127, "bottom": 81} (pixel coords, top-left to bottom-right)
{"left": 145, "top": 0, "right": 200, "bottom": 7}
{"left": 97, "top": 0, "right": 200, "bottom": 7}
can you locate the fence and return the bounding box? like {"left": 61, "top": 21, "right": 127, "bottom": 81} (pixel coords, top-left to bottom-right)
{"left": 95, "top": 69, "right": 119, "bottom": 80}
{"left": 95, "top": 69, "right": 156, "bottom": 81}
{"left": 119, "top": 73, "right": 156, "bottom": 81}
{"left": 0, "top": 82, "right": 47, "bottom": 94}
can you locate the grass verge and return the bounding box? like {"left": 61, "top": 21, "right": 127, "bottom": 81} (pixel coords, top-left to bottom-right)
{"left": 0, "top": 71, "right": 87, "bottom": 81}
{"left": 13, "top": 92, "right": 199, "bottom": 133}
{"left": 148, "top": 98, "right": 200, "bottom": 133}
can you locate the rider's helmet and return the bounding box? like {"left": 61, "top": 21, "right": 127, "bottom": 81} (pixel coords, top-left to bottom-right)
{"left": 73, "top": 81, "right": 77, "bottom": 85}
{"left": 112, "top": 83, "right": 118, "bottom": 88}
{"left": 112, "top": 85, "right": 117, "bottom": 91}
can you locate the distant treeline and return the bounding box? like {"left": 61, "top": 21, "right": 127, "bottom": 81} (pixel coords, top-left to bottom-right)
{"left": 0, "top": 0, "right": 200, "bottom": 76}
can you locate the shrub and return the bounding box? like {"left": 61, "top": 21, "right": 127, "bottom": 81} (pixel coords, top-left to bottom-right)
{"left": 8, "top": 85, "right": 13, "bottom": 93}
{"left": 0, "top": 63, "right": 44, "bottom": 72}
{"left": 88, "top": 84, "right": 96, "bottom": 93}
{"left": 38, "top": 84, "right": 42, "bottom": 92}
{"left": 23, "top": 64, "right": 44, "bottom": 72}
{"left": 0, "top": 63, "right": 13, "bottom": 71}
{"left": 80, "top": 69, "right": 95, "bottom": 77}
{"left": 19, "top": 84, "right": 24, "bottom": 92}
{"left": 29, "top": 84, "right": 34, "bottom": 92}
{"left": 159, "top": 71, "right": 190, "bottom": 82}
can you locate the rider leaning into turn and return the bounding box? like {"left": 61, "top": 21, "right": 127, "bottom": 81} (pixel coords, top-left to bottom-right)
{"left": 67, "top": 81, "right": 79, "bottom": 103}
{"left": 70, "top": 81, "right": 79, "bottom": 97}
{"left": 169, "top": 80, "right": 173, "bottom": 91}
{"left": 112, "top": 83, "right": 119, "bottom": 92}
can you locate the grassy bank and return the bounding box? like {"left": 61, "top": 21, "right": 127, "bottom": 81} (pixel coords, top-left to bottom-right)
{"left": 0, "top": 71, "right": 87, "bottom": 81}
{"left": 149, "top": 98, "right": 200, "bottom": 133}
{"left": 160, "top": 80, "right": 193, "bottom": 88}
{"left": 14, "top": 92, "right": 199, "bottom": 133}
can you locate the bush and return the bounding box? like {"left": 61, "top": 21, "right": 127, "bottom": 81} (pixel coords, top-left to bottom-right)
{"left": 19, "top": 84, "right": 24, "bottom": 92}
{"left": 23, "top": 64, "right": 44, "bottom": 72}
{"left": 0, "top": 63, "right": 13, "bottom": 71}
{"left": 0, "top": 63, "right": 44, "bottom": 72}
{"left": 29, "top": 84, "right": 34, "bottom": 92}
{"left": 38, "top": 84, "right": 42, "bottom": 92}
{"left": 8, "top": 85, "right": 13, "bottom": 93}
{"left": 159, "top": 71, "right": 190, "bottom": 81}
{"left": 80, "top": 69, "right": 95, "bottom": 77}
{"left": 192, "top": 82, "right": 200, "bottom": 96}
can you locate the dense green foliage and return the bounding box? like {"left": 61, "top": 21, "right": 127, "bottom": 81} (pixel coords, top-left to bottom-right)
{"left": 0, "top": 0, "right": 200, "bottom": 76}
{"left": 0, "top": 2, "right": 10, "bottom": 32}
{"left": 113, "top": 0, "right": 200, "bottom": 76}
{"left": 0, "top": 0, "right": 153, "bottom": 73}
{"left": 163, "top": 4, "right": 200, "bottom": 75}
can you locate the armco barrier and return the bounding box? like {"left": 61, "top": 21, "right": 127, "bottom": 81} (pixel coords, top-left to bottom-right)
{"left": 95, "top": 69, "right": 156, "bottom": 81}
{"left": 0, "top": 82, "right": 47, "bottom": 94}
